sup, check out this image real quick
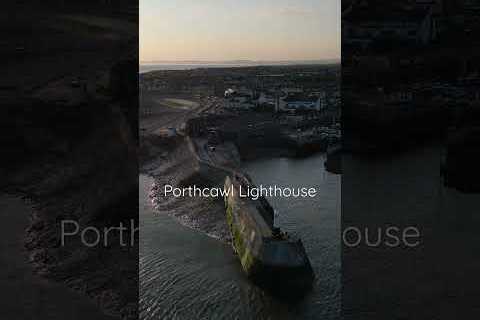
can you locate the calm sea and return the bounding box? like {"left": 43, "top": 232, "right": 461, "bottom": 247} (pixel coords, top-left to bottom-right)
{"left": 140, "top": 153, "right": 341, "bottom": 320}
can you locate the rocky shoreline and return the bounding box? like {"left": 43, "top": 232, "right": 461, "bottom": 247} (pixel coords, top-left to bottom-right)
{"left": 3, "top": 104, "right": 138, "bottom": 320}
{"left": 141, "top": 135, "right": 231, "bottom": 241}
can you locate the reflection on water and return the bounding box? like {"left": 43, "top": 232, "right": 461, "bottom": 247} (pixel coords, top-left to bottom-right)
{"left": 140, "top": 153, "right": 340, "bottom": 320}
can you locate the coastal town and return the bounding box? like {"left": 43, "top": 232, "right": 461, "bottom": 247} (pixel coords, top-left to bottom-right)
{"left": 140, "top": 64, "right": 341, "bottom": 169}
{"left": 343, "top": 0, "right": 480, "bottom": 155}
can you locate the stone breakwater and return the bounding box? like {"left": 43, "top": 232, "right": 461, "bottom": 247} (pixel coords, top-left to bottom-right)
{"left": 145, "top": 136, "right": 231, "bottom": 241}
{"left": 224, "top": 175, "right": 315, "bottom": 294}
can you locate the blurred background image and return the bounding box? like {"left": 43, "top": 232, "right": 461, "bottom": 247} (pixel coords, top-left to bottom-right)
{"left": 1, "top": 1, "right": 138, "bottom": 319}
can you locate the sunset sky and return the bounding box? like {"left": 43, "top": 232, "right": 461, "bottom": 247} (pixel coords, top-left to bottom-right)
{"left": 140, "top": 0, "right": 340, "bottom": 63}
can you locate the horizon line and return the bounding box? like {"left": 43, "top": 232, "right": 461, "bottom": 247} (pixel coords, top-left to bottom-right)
{"left": 139, "top": 59, "right": 340, "bottom": 65}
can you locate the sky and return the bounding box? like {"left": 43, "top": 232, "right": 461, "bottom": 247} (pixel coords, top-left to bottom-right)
{"left": 140, "top": 0, "right": 340, "bottom": 63}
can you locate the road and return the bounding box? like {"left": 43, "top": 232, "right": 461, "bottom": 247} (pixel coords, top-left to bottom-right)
{"left": 140, "top": 92, "right": 223, "bottom": 136}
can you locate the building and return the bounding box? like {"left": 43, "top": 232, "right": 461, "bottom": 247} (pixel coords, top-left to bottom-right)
{"left": 224, "top": 88, "right": 255, "bottom": 110}
{"left": 275, "top": 92, "right": 327, "bottom": 113}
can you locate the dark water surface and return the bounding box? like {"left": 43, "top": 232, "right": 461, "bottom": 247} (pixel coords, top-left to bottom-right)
{"left": 342, "top": 144, "right": 480, "bottom": 319}
{"left": 140, "top": 153, "right": 340, "bottom": 320}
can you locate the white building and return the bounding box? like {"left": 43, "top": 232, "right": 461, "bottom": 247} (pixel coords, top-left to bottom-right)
{"left": 275, "top": 92, "right": 327, "bottom": 112}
